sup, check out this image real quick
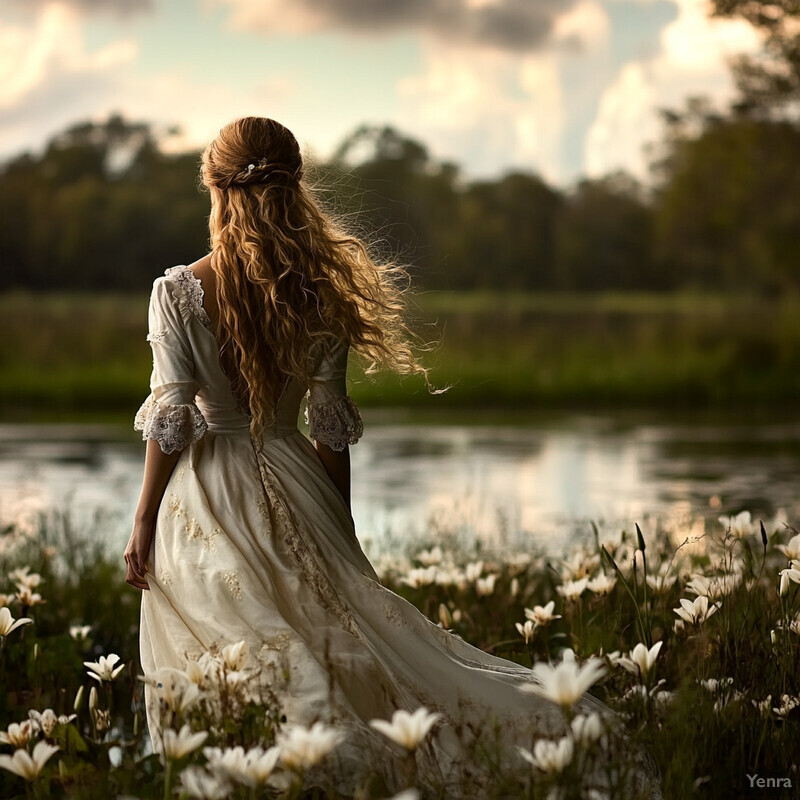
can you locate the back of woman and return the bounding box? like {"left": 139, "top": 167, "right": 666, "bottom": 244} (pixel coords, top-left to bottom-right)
{"left": 125, "top": 117, "right": 661, "bottom": 799}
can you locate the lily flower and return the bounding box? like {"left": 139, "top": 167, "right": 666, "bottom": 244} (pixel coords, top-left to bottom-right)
{"left": 777, "top": 533, "right": 800, "bottom": 562}
{"left": 69, "top": 625, "right": 91, "bottom": 641}
{"left": 522, "top": 650, "right": 606, "bottom": 709}
{"left": 277, "top": 722, "right": 345, "bottom": 770}
{"left": 0, "top": 721, "right": 33, "bottom": 748}
{"left": 140, "top": 669, "right": 202, "bottom": 714}
{"left": 0, "top": 607, "right": 32, "bottom": 637}
{"left": 587, "top": 574, "right": 617, "bottom": 595}
{"left": 221, "top": 641, "right": 249, "bottom": 672}
{"left": 646, "top": 573, "right": 677, "bottom": 594}
{"left": 0, "top": 741, "right": 59, "bottom": 780}
{"left": 673, "top": 596, "right": 720, "bottom": 625}
{"left": 718, "top": 511, "right": 755, "bottom": 539}
{"left": 84, "top": 653, "right": 125, "bottom": 683}
{"left": 516, "top": 620, "right": 535, "bottom": 643}
{"left": 9, "top": 567, "right": 42, "bottom": 590}
{"left": 204, "top": 744, "right": 281, "bottom": 787}
{"left": 556, "top": 578, "right": 588, "bottom": 600}
{"left": 524, "top": 601, "right": 561, "bottom": 627}
{"left": 369, "top": 707, "right": 441, "bottom": 751}
{"left": 570, "top": 712, "right": 603, "bottom": 745}
{"left": 28, "top": 709, "right": 74, "bottom": 737}
{"left": 617, "top": 641, "right": 663, "bottom": 680}
{"left": 517, "top": 736, "right": 574, "bottom": 773}
{"left": 162, "top": 724, "right": 208, "bottom": 761}
{"left": 180, "top": 766, "right": 229, "bottom": 800}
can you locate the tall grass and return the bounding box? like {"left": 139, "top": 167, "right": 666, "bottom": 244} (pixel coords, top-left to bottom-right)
{"left": 2, "top": 291, "right": 800, "bottom": 419}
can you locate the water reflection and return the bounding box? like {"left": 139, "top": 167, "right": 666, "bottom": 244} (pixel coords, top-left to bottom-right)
{"left": 0, "top": 412, "right": 797, "bottom": 559}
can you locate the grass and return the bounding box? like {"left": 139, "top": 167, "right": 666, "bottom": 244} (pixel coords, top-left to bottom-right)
{"left": 0, "top": 507, "right": 798, "bottom": 798}
{"left": 3, "top": 290, "right": 800, "bottom": 420}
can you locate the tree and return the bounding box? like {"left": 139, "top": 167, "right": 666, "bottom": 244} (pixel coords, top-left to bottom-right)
{"left": 712, "top": 0, "right": 800, "bottom": 119}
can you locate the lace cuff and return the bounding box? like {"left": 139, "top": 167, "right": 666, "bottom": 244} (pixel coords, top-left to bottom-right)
{"left": 134, "top": 394, "right": 208, "bottom": 454}
{"left": 305, "top": 396, "right": 364, "bottom": 451}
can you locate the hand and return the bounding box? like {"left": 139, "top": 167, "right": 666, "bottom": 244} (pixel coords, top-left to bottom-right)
{"left": 124, "top": 518, "right": 155, "bottom": 591}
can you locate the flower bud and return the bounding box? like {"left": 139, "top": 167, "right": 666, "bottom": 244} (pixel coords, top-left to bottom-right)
{"left": 510, "top": 577, "right": 520, "bottom": 597}
{"left": 438, "top": 604, "right": 452, "bottom": 628}
{"left": 73, "top": 685, "right": 84, "bottom": 713}
{"left": 89, "top": 686, "right": 98, "bottom": 711}
{"left": 780, "top": 570, "right": 790, "bottom": 597}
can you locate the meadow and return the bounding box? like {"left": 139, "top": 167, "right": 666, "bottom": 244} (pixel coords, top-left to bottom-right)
{"left": 2, "top": 290, "right": 800, "bottom": 420}
{"left": 0, "top": 507, "right": 798, "bottom": 798}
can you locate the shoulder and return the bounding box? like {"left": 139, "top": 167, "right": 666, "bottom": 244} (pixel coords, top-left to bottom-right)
{"left": 150, "top": 265, "right": 209, "bottom": 327}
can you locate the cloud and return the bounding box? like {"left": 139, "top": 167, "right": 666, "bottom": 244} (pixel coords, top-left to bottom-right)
{"left": 213, "top": 0, "right": 581, "bottom": 53}
{"left": 6, "top": 0, "right": 152, "bottom": 15}
{"left": 584, "top": 0, "right": 763, "bottom": 179}
{"left": 0, "top": 4, "right": 137, "bottom": 159}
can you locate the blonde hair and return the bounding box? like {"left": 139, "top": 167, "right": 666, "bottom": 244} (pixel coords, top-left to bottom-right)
{"left": 201, "top": 117, "right": 437, "bottom": 437}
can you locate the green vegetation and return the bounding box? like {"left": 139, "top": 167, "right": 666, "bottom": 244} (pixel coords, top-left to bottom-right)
{"left": 1, "top": 509, "right": 798, "bottom": 797}
{"left": 2, "top": 290, "right": 800, "bottom": 420}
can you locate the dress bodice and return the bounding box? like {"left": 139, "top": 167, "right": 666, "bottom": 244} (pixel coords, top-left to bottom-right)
{"left": 134, "top": 266, "right": 363, "bottom": 452}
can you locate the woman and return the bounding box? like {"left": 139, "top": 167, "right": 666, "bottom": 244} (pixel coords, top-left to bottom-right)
{"left": 124, "top": 117, "right": 659, "bottom": 797}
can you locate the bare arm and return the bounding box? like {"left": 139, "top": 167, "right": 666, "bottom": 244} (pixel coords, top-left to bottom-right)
{"left": 124, "top": 439, "right": 182, "bottom": 590}
{"left": 314, "top": 440, "right": 352, "bottom": 514}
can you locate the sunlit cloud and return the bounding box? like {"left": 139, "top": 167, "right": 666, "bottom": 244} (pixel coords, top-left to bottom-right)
{"left": 584, "top": 0, "right": 763, "bottom": 179}
{"left": 212, "top": 0, "right": 581, "bottom": 53}
{"left": 0, "top": 3, "right": 137, "bottom": 158}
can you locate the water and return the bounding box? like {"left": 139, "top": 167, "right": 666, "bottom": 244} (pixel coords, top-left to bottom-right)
{"left": 0, "top": 410, "right": 798, "bottom": 559}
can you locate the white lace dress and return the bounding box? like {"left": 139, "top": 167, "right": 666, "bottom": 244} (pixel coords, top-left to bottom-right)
{"left": 134, "top": 266, "right": 661, "bottom": 797}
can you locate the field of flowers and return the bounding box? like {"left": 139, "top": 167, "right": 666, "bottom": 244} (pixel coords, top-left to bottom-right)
{"left": 0, "top": 508, "right": 798, "bottom": 799}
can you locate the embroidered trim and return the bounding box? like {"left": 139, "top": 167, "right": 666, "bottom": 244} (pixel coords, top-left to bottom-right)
{"left": 134, "top": 394, "right": 208, "bottom": 454}
{"left": 164, "top": 265, "right": 214, "bottom": 331}
{"left": 305, "top": 396, "right": 364, "bottom": 451}
{"left": 250, "top": 437, "right": 360, "bottom": 638}
{"left": 146, "top": 329, "right": 169, "bottom": 343}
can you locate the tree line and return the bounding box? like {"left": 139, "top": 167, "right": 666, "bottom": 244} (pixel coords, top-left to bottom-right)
{"left": 1, "top": 0, "right": 798, "bottom": 295}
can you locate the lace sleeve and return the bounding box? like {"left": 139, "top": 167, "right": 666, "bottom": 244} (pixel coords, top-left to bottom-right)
{"left": 134, "top": 274, "right": 208, "bottom": 454}
{"left": 305, "top": 336, "right": 364, "bottom": 451}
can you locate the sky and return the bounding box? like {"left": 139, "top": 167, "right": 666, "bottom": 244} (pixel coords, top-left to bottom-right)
{"left": 0, "top": 0, "right": 763, "bottom": 186}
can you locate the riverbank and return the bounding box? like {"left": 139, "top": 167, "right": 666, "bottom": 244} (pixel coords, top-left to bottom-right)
{"left": 2, "top": 290, "right": 799, "bottom": 419}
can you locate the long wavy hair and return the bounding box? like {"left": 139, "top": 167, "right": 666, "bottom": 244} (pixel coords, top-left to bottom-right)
{"left": 201, "top": 117, "right": 438, "bottom": 437}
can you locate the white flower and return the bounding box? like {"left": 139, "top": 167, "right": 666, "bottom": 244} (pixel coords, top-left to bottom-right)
{"left": 221, "top": 640, "right": 249, "bottom": 672}
{"left": 369, "top": 707, "right": 440, "bottom": 751}
{"left": 28, "top": 709, "right": 74, "bottom": 738}
{"left": 510, "top": 577, "right": 520, "bottom": 597}
{"left": 162, "top": 724, "right": 208, "bottom": 761}
{"left": 179, "top": 766, "right": 230, "bottom": 800}
{"left": 570, "top": 712, "right": 603, "bottom": 745}
{"left": 616, "top": 641, "right": 663, "bottom": 680}
{"left": 205, "top": 744, "right": 280, "bottom": 787}
{"left": 475, "top": 574, "right": 498, "bottom": 596}
{"left": 0, "top": 593, "right": 14, "bottom": 608}
{"left": 777, "top": 533, "right": 800, "bottom": 562}
{"left": 779, "top": 567, "right": 800, "bottom": 597}
{"left": 0, "top": 607, "right": 32, "bottom": 637}
{"left": 400, "top": 567, "right": 438, "bottom": 588}
{"left": 464, "top": 561, "right": 484, "bottom": 581}
{"left": 69, "top": 625, "right": 91, "bottom": 641}
{"left": 645, "top": 573, "right": 677, "bottom": 594}
{"left": 140, "top": 668, "right": 202, "bottom": 714}
{"left": 772, "top": 694, "right": 799, "bottom": 718}
{"left": 415, "top": 546, "right": 443, "bottom": 566}
{"left": 517, "top": 736, "right": 574, "bottom": 773}
{"left": 522, "top": 651, "right": 606, "bottom": 709}
{"left": 673, "top": 596, "right": 720, "bottom": 625}
{"left": 437, "top": 604, "right": 453, "bottom": 628}
{"left": 686, "top": 573, "right": 740, "bottom": 599}
{"left": 557, "top": 578, "right": 588, "bottom": 600}
{"left": 277, "top": 722, "right": 345, "bottom": 770}
{"left": 14, "top": 587, "right": 44, "bottom": 608}
{"left": 9, "top": 567, "right": 42, "bottom": 590}
{"left": 84, "top": 653, "right": 125, "bottom": 683}
{"left": 718, "top": 511, "right": 755, "bottom": 539}
{"left": 699, "top": 677, "right": 733, "bottom": 693}
{"left": 752, "top": 695, "right": 773, "bottom": 717}
{"left": 587, "top": 574, "right": 616, "bottom": 595}
{"left": 0, "top": 721, "right": 33, "bottom": 748}
{"left": 0, "top": 740, "right": 59, "bottom": 780}
{"left": 524, "top": 601, "right": 561, "bottom": 626}
{"left": 516, "top": 620, "right": 535, "bottom": 643}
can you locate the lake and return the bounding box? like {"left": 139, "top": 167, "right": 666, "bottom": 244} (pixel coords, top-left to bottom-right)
{"left": 0, "top": 409, "right": 797, "bottom": 560}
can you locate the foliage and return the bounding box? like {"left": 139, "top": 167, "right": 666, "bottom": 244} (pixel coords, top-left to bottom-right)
{"left": 0, "top": 507, "right": 799, "bottom": 797}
